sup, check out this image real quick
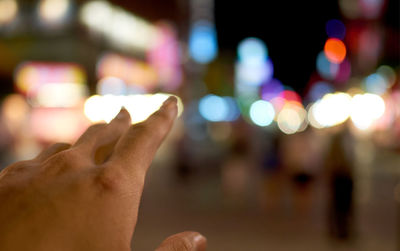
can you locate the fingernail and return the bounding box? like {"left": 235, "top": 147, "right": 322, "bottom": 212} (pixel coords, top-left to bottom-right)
{"left": 162, "top": 96, "right": 177, "bottom": 107}
{"left": 192, "top": 233, "right": 207, "bottom": 250}
{"left": 116, "top": 107, "right": 129, "bottom": 119}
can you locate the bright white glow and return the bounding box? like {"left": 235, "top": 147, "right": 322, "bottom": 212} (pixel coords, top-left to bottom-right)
{"left": 188, "top": 20, "right": 218, "bottom": 64}
{"left": 249, "top": 100, "right": 275, "bottom": 127}
{"left": 84, "top": 93, "right": 183, "bottom": 124}
{"left": 80, "top": 1, "right": 157, "bottom": 52}
{"left": 307, "top": 103, "right": 324, "bottom": 129}
{"left": 39, "top": 0, "right": 70, "bottom": 24}
{"left": 84, "top": 95, "right": 119, "bottom": 123}
{"left": 238, "top": 37, "right": 268, "bottom": 66}
{"left": 36, "top": 83, "right": 87, "bottom": 107}
{"left": 313, "top": 92, "right": 352, "bottom": 127}
{"left": 0, "top": 0, "right": 18, "bottom": 25}
{"left": 350, "top": 93, "right": 385, "bottom": 130}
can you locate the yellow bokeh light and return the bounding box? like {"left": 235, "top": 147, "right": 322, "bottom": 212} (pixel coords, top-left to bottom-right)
{"left": 0, "top": 0, "right": 18, "bottom": 25}
{"left": 39, "top": 0, "right": 70, "bottom": 24}
{"left": 277, "top": 103, "right": 306, "bottom": 135}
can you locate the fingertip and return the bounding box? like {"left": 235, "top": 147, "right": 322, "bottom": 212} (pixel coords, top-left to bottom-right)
{"left": 156, "top": 231, "right": 207, "bottom": 251}
{"left": 162, "top": 96, "right": 178, "bottom": 107}
{"left": 191, "top": 232, "right": 207, "bottom": 250}
{"left": 113, "top": 107, "right": 131, "bottom": 123}
{"left": 162, "top": 97, "right": 178, "bottom": 118}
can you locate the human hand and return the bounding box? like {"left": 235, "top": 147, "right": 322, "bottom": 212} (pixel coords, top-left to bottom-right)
{"left": 0, "top": 96, "right": 206, "bottom": 251}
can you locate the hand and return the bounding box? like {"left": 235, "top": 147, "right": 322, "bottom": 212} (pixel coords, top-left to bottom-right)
{"left": 0, "top": 96, "right": 207, "bottom": 251}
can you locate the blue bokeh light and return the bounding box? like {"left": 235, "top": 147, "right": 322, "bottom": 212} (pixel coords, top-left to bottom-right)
{"left": 326, "top": 19, "right": 346, "bottom": 40}
{"left": 198, "top": 95, "right": 240, "bottom": 122}
{"left": 249, "top": 100, "right": 275, "bottom": 127}
{"left": 189, "top": 21, "right": 218, "bottom": 64}
{"left": 364, "top": 73, "right": 388, "bottom": 95}
{"left": 316, "top": 51, "right": 339, "bottom": 80}
{"left": 308, "top": 81, "right": 334, "bottom": 101}
{"left": 238, "top": 37, "right": 268, "bottom": 66}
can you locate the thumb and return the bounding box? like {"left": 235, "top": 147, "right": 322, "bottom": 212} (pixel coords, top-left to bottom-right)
{"left": 155, "top": 231, "right": 207, "bottom": 251}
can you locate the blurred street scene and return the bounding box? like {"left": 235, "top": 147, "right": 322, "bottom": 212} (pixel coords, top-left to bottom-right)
{"left": 0, "top": 0, "right": 399, "bottom": 250}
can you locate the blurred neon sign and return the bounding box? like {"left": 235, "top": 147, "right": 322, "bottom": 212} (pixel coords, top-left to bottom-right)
{"left": 14, "top": 62, "right": 87, "bottom": 107}
{"left": 96, "top": 53, "right": 158, "bottom": 91}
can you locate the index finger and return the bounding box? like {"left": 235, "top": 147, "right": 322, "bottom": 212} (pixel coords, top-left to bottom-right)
{"left": 106, "top": 96, "right": 178, "bottom": 176}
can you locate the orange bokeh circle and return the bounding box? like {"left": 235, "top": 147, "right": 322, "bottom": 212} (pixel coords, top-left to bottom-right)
{"left": 324, "top": 38, "right": 346, "bottom": 64}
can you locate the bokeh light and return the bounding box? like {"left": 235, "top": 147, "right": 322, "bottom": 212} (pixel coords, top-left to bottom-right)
{"left": 277, "top": 106, "right": 304, "bottom": 134}
{"left": 359, "top": 0, "right": 385, "bottom": 19}
{"left": 279, "top": 90, "right": 302, "bottom": 104}
{"left": 238, "top": 37, "right": 268, "bottom": 66}
{"left": 199, "top": 95, "right": 239, "bottom": 122}
{"left": 312, "top": 92, "right": 352, "bottom": 128}
{"left": 363, "top": 73, "right": 388, "bottom": 95}
{"left": 316, "top": 51, "right": 339, "bottom": 80}
{"left": 334, "top": 59, "right": 351, "bottom": 83}
{"left": 235, "top": 59, "right": 273, "bottom": 86}
{"left": 350, "top": 93, "right": 385, "bottom": 130}
{"left": 377, "top": 65, "right": 396, "bottom": 88}
{"left": 0, "top": 0, "right": 18, "bottom": 26}
{"left": 1, "top": 94, "right": 29, "bottom": 134}
{"left": 97, "top": 77, "right": 127, "bottom": 96}
{"left": 96, "top": 53, "right": 158, "bottom": 91}
{"left": 35, "top": 83, "right": 87, "bottom": 108}
{"left": 307, "top": 103, "right": 324, "bottom": 129}
{"left": 324, "top": 38, "right": 346, "bottom": 64}
{"left": 31, "top": 108, "right": 88, "bottom": 143}
{"left": 80, "top": 1, "right": 158, "bottom": 52}
{"left": 260, "top": 78, "right": 284, "bottom": 101}
{"left": 38, "top": 0, "right": 70, "bottom": 25}
{"left": 188, "top": 20, "right": 218, "bottom": 64}
{"left": 326, "top": 19, "right": 346, "bottom": 40}
{"left": 249, "top": 100, "right": 275, "bottom": 127}
{"left": 308, "top": 81, "right": 334, "bottom": 102}
{"left": 84, "top": 94, "right": 183, "bottom": 124}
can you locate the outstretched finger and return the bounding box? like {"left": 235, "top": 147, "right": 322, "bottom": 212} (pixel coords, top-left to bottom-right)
{"left": 73, "top": 108, "right": 132, "bottom": 164}
{"left": 107, "top": 96, "right": 178, "bottom": 176}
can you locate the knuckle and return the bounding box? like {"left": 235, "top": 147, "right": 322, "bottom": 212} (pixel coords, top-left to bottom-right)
{"left": 3, "top": 161, "right": 35, "bottom": 176}
{"left": 45, "top": 150, "right": 81, "bottom": 169}
{"left": 94, "top": 167, "right": 127, "bottom": 193}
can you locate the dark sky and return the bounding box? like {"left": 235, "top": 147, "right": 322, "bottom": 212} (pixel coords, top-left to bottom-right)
{"left": 215, "top": 0, "right": 341, "bottom": 94}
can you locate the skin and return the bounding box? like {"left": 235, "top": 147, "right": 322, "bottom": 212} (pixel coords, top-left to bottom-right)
{"left": 0, "top": 96, "right": 206, "bottom": 251}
